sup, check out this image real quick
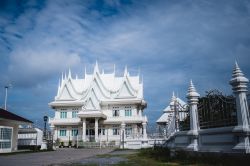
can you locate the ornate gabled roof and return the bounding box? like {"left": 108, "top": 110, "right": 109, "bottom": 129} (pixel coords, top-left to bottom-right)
{"left": 50, "top": 63, "right": 144, "bottom": 109}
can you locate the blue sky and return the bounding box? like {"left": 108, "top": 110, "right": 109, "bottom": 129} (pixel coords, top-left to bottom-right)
{"left": 0, "top": 0, "right": 250, "bottom": 130}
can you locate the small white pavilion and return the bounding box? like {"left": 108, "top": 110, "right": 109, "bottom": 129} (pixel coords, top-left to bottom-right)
{"left": 156, "top": 92, "right": 186, "bottom": 136}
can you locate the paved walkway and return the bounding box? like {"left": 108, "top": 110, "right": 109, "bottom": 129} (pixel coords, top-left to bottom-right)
{"left": 0, "top": 148, "right": 114, "bottom": 166}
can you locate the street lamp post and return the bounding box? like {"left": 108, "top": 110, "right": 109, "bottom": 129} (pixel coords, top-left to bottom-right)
{"left": 43, "top": 115, "right": 48, "bottom": 140}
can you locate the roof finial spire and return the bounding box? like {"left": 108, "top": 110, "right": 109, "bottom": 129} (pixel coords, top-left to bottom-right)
{"left": 124, "top": 65, "right": 128, "bottom": 76}
{"left": 102, "top": 69, "right": 104, "bottom": 74}
{"left": 171, "top": 91, "right": 176, "bottom": 102}
{"left": 68, "top": 68, "right": 72, "bottom": 79}
{"left": 141, "top": 74, "right": 144, "bottom": 86}
{"left": 64, "top": 72, "right": 67, "bottom": 80}
{"left": 94, "top": 60, "right": 99, "bottom": 73}
{"left": 113, "top": 64, "right": 116, "bottom": 75}
{"left": 84, "top": 66, "right": 87, "bottom": 78}
{"left": 57, "top": 78, "right": 61, "bottom": 96}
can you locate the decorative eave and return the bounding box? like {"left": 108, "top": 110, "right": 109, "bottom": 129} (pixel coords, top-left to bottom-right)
{"left": 77, "top": 110, "right": 107, "bottom": 119}
{"left": 100, "top": 98, "right": 147, "bottom": 107}
{"left": 49, "top": 100, "right": 84, "bottom": 108}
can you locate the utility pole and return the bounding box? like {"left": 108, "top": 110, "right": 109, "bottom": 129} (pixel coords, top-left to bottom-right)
{"left": 4, "top": 84, "right": 11, "bottom": 110}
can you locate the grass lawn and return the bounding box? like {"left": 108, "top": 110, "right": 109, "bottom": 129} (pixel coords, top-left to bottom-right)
{"left": 87, "top": 147, "right": 250, "bottom": 166}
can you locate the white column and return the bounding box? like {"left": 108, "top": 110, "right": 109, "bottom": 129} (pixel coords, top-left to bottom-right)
{"left": 50, "top": 125, "right": 56, "bottom": 141}
{"left": 142, "top": 122, "right": 147, "bottom": 139}
{"left": 95, "top": 118, "right": 99, "bottom": 142}
{"left": 186, "top": 80, "right": 200, "bottom": 151}
{"left": 82, "top": 118, "right": 86, "bottom": 142}
{"left": 230, "top": 62, "right": 250, "bottom": 153}
{"left": 121, "top": 122, "right": 125, "bottom": 137}
{"left": 120, "top": 122, "right": 126, "bottom": 149}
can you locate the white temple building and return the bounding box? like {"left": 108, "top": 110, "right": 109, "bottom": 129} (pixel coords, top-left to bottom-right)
{"left": 48, "top": 62, "right": 147, "bottom": 147}
{"left": 156, "top": 92, "right": 186, "bottom": 136}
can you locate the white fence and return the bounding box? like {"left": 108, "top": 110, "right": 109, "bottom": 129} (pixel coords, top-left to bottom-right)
{"left": 162, "top": 63, "right": 250, "bottom": 154}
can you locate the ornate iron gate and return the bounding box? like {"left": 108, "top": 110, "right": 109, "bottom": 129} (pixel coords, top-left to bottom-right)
{"left": 198, "top": 90, "right": 237, "bottom": 129}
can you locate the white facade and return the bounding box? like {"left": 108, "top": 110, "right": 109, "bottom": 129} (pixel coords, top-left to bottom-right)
{"left": 0, "top": 108, "right": 32, "bottom": 153}
{"left": 18, "top": 127, "right": 43, "bottom": 147}
{"left": 49, "top": 63, "right": 147, "bottom": 146}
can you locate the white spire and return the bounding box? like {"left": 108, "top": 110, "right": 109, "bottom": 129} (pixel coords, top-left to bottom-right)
{"left": 170, "top": 91, "right": 176, "bottom": 106}
{"left": 61, "top": 72, "right": 64, "bottom": 81}
{"left": 124, "top": 65, "right": 128, "bottom": 76}
{"left": 57, "top": 78, "right": 61, "bottom": 96}
{"left": 94, "top": 60, "right": 99, "bottom": 73}
{"left": 187, "top": 79, "right": 200, "bottom": 97}
{"left": 64, "top": 72, "right": 67, "bottom": 80}
{"left": 84, "top": 66, "right": 87, "bottom": 78}
{"left": 141, "top": 74, "right": 144, "bottom": 85}
{"left": 113, "top": 64, "right": 116, "bottom": 75}
{"left": 230, "top": 61, "right": 249, "bottom": 90}
{"left": 75, "top": 74, "right": 78, "bottom": 80}
{"left": 232, "top": 61, "right": 244, "bottom": 78}
{"left": 61, "top": 72, "right": 64, "bottom": 87}
{"left": 68, "top": 68, "right": 72, "bottom": 79}
{"left": 102, "top": 69, "right": 104, "bottom": 74}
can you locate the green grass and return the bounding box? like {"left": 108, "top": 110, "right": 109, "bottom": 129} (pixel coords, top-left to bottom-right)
{"left": 51, "top": 147, "right": 250, "bottom": 166}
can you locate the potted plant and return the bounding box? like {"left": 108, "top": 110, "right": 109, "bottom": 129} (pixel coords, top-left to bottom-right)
{"left": 60, "top": 142, "right": 64, "bottom": 148}
{"left": 68, "top": 140, "right": 72, "bottom": 148}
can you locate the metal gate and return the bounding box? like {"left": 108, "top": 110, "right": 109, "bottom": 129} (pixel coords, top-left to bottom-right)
{"left": 198, "top": 90, "right": 237, "bottom": 129}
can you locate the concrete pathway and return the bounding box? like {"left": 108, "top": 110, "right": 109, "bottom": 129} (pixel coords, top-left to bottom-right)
{"left": 0, "top": 148, "right": 114, "bottom": 166}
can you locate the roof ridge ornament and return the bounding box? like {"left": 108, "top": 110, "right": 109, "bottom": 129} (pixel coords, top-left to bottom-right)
{"left": 68, "top": 68, "right": 72, "bottom": 79}
{"left": 57, "top": 78, "right": 61, "bottom": 96}
{"left": 94, "top": 60, "right": 100, "bottom": 73}
{"left": 84, "top": 66, "right": 87, "bottom": 78}
{"left": 124, "top": 65, "right": 128, "bottom": 77}
{"left": 64, "top": 72, "right": 67, "bottom": 80}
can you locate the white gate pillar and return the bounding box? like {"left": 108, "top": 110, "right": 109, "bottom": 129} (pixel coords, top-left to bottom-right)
{"left": 186, "top": 80, "right": 200, "bottom": 151}
{"left": 142, "top": 122, "right": 147, "bottom": 139}
{"left": 82, "top": 118, "right": 86, "bottom": 142}
{"left": 230, "top": 62, "right": 250, "bottom": 153}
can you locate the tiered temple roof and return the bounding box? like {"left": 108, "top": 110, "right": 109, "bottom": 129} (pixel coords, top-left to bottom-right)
{"left": 49, "top": 62, "right": 145, "bottom": 109}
